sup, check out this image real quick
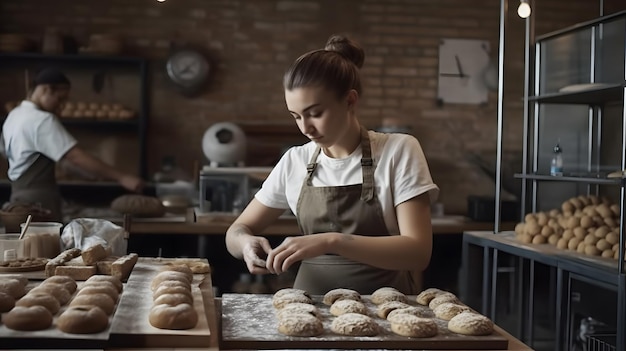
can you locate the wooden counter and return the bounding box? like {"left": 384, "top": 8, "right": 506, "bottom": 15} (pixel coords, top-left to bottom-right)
{"left": 118, "top": 210, "right": 515, "bottom": 236}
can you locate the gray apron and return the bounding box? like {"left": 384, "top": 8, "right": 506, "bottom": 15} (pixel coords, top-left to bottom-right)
{"left": 293, "top": 127, "right": 415, "bottom": 295}
{"left": 10, "top": 153, "right": 62, "bottom": 222}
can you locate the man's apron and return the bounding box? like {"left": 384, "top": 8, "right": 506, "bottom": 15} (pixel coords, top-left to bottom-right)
{"left": 10, "top": 154, "right": 62, "bottom": 222}
{"left": 293, "top": 127, "right": 415, "bottom": 295}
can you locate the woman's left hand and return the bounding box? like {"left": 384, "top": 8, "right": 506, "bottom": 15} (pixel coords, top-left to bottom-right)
{"left": 266, "top": 233, "right": 336, "bottom": 274}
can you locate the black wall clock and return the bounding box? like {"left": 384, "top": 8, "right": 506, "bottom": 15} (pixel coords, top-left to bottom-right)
{"left": 166, "top": 49, "right": 211, "bottom": 96}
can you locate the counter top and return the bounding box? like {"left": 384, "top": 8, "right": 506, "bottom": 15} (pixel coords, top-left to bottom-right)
{"left": 117, "top": 210, "right": 515, "bottom": 236}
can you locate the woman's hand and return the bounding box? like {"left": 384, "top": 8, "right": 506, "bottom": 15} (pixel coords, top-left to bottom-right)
{"left": 242, "top": 235, "right": 273, "bottom": 274}
{"left": 266, "top": 233, "right": 337, "bottom": 274}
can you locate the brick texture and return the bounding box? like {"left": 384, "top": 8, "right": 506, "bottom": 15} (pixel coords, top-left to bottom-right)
{"left": 0, "top": 0, "right": 624, "bottom": 215}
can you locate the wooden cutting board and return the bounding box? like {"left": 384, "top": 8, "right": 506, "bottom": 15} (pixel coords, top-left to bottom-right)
{"left": 108, "top": 258, "right": 212, "bottom": 348}
{"left": 220, "top": 294, "right": 508, "bottom": 350}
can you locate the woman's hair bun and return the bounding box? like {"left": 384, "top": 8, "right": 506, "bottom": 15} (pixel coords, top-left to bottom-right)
{"left": 324, "top": 34, "right": 365, "bottom": 69}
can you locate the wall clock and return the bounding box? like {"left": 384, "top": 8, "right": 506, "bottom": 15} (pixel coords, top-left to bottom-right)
{"left": 166, "top": 49, "right": 211, "bottom": 96}
{"left": 437, "top": 38, "right": 491, "bottom": 105}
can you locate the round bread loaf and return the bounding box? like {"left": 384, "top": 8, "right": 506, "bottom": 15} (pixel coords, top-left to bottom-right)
{"left": 416, "top": 288, "right": 445, "bottom": 305}
{"left": 4, "top": 305, "right": 53, "bottom": 331}
{"left": 377, "top": 300, "right": 411, "bottom": 318}
{"left": 70, "top": 292, "right": 116, "bottom": 315}
{"left": 161, "top": 264, "right": 194, "bottom": 281}
{"left": 85, "top": 275, "right": 123, "bottom": 292}
{"left": 153, "top": 285, "right": 193, "bottom": 301}
{"left": 0, "top": 291, "right": 16, "bottom": 312}
{"left": 57, "top": 305, "right": 109, "bottom": 334}
{"left": 151, "top": 279, "right": 191, "bottom": 292}
{"left": 322, "top": 288, "right": 361, "bottom": 306}
{"left": 448, "top": 312, "right": 494, "bottom": 336}
{"left": 428, "top": 293, "right": 459, "bottom": 310}
{"left": 433, "top": 302, "right": 471, "bottom": 321}
{"left": 276, "top": 302, "right": 320, "bottom": 320}
{"left": 111, "top": 194, "right": 166, "bottom": 217}
{"left": 151, "top": 271, "right": 193, "bottom": 290}
{"left": 277, "top": 312, "right": 323, "bottom": 336}
{"left": 0, "top": 278, "right": 26, "bottom": 299}
{"left": 387, "top": 306, "right": 434, "bottom": 320}
{"left": 149, "top": 303, "right": 198, "bottom": 330}
{"left": 154, "top": 293, "right": 193, "bottom": 306}
{"left": 388, "top": 313, "right": 438, "bottom": 338}
{"left": 273, "top": 292, "right": 314, "bottom": 309}
{"left": 370, "top": 287, "right": 407, "bottom": 305}
{"left": 330, "top": 299, "right": 368, "bottom": 316}
{"left": 30, "top": 283, "right": 71, "bottom": 305}
{"left": 273, "top": 288, "right": 310, "bottom": 299}
{"left": 43, "top": 276, "right": 77, "bottom": 293}
{"left": 2, "top": 274, "right": 28, "bottom": 287}
{"left": 78, "top": 285, "right": 119, "bottom": 301}
{"left": 16, "top": 292, "right": 60, "bottom": 314}
{"left": 331, "top": 312, "right": 379, "bottom": 336}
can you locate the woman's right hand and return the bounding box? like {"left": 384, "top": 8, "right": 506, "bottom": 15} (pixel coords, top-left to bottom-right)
{"left": 242, "top": 235, "right": 273, "bottom": 274}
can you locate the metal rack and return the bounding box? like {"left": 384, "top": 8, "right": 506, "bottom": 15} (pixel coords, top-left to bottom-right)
{"left": 463, "top": 3, "right": 626, "bottom": 351}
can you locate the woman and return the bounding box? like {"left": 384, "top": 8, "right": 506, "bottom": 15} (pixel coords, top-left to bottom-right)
{"left": 225, "top": 35, "right": 439, "bottom": 295}
{"left": 2, "top": 67, "right": 144, "bottom": 221}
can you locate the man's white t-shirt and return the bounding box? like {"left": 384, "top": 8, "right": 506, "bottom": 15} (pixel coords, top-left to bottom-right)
{"left": 2, "top": 100, "right": 77, "bottom": 181}
{"left": 255, "top": 130, "right": 440, "bottom": 235}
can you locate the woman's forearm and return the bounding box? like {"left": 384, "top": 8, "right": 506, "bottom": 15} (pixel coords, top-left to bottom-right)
{"left": 327, "top": 233, "right": 431, "bottom": 271}
{"left": 225, "top": 223, "right": 254, "bottom": 259}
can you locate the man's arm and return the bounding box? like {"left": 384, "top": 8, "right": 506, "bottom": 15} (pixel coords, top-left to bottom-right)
{"left": 61, "top": 146, "right": 144, "bottom": 192}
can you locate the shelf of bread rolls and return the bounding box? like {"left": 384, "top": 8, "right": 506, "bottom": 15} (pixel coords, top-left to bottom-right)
{"left": 513, "top": 194, "right": 625, "bottom": 266}
{"left": 3, "top": 100, "right": 137, "bottom": 124}
{"left": 60, "top": 101, "right": 136, "bottom": 121}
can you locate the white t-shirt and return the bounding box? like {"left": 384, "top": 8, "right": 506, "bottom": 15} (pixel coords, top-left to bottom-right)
{"left": 255, "top": 130, "right": 439, "bottom": 234}
{"left": 2, "top": 100, "right": 77, "bottom": 180}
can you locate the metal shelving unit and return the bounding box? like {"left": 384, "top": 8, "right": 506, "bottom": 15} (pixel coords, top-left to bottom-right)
{"left": 462, "top": 5, "right": 626, "bottom": 351}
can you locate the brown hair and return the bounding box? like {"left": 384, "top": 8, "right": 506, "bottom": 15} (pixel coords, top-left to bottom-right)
{"left": 283, "top": 34, "right": 364, "bottom": 99}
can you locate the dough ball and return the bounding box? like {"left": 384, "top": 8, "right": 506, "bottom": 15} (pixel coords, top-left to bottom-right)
{"left": 331, "top": 313, "right": 378, "bottom": 336}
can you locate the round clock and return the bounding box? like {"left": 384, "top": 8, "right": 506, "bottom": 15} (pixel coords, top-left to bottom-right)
{"left": 166, "top": 49, "right": 210, "bottom": 95}
{"left": 437, "top": 39, "right": 491, "bottom": 105}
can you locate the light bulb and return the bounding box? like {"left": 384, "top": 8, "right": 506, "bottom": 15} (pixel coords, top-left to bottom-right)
{"left": 517, "top": 0, "right": 531, "bottom": 18}
{"left": 157, "top": 0, "right": 166, "bottom": 2}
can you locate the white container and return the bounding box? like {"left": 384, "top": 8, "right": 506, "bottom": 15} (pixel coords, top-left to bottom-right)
{"left": 20, "top": 222, "right": 63, "bottom": 258}
{"left": 0, "top": 233, "right": 23, "bottom": 261}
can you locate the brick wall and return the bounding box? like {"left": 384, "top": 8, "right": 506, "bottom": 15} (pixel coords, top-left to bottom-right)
{"left": 0, "top": 0, "right": 623, "bottom": 215}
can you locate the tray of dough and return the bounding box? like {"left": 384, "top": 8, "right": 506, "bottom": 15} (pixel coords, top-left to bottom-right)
{"left": 108, "top": 258, "right": 212, "bottom": 348}
{"left": 220, "top": 293, "right": 508, "bottom": 350}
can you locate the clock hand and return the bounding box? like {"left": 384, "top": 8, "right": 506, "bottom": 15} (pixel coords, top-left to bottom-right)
{"left": 455, "top": 55, "right": 466, "bottom": 78}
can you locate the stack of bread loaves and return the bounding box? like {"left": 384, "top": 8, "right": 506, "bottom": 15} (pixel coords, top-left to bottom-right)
{"left": 57, "top": 275, "right": 122, "bottom": 334}
{"left": 46, "top": 245, "right": 139, "bottom": 281}
{"left": 148, "top": 266, "right": 198, "bottom": 330}
{"left": 514, "top": 194, "right": 623, "bottom": 259}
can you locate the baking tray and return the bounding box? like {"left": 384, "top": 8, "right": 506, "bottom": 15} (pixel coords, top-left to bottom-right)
{"left": 220, "top": 294, "right": 508, "bottom": 350}
{"left": 108, "top": 258, "right": 212, "bottom": 348}
{"left": 0, "top": 281, "right": 116, "bottom": 350}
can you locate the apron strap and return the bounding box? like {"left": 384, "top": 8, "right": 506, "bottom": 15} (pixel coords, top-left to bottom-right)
{"left": 359, "top": 127, "right": 375, "bottom": 203}
{"left": 305, "top": 147, "right": 322, "bottom": 186}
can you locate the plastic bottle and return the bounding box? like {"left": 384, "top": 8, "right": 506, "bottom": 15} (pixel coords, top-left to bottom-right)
{"left": 550, "top": 143, "right": 563, "bottom": 176}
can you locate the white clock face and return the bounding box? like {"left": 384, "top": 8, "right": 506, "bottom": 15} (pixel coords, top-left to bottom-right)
{"left": 437, "top": 39, "right": 490, "bottom": 104}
